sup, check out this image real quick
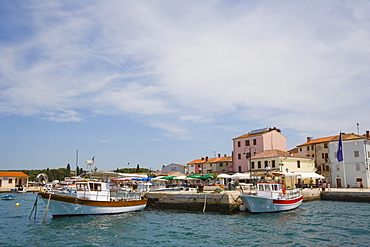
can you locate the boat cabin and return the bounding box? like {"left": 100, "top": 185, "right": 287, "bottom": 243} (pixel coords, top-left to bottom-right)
{"left": 256, "top": 183, "right": 283, "bottom": 199}
{"left": 76, "top": 181, "right": 110, "bottom": 201}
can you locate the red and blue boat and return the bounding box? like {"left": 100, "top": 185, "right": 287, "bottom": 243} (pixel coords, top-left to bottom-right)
{"left": 240, "top": 182, "right": 303, "bottom": 213}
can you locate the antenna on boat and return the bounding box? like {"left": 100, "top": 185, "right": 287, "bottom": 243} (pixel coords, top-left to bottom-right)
{"left": 75, "top": 149, "right": 79, "bottom": 175}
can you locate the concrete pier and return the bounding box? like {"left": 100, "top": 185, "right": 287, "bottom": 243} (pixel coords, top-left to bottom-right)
{"left": 301, "top": 189, "right": 321, "bottom": 201}
{"left": 321, "top": 188, "right": 370, "bottom": 202}
{"left": 145, "top": 191, "right": 242, "bottom": 214}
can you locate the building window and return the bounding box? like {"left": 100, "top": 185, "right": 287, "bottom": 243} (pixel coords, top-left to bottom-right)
{"left": 245, "top": 140, "right": 250, "bottom": 146}
{"left": 251, "top": 162, "right": 255, "bottom": 169}
{"left": 299, "top": 148, "right": 302, "bottom": 152}
{"left": 317, "top": 165, "right": 321, "bottom": 171}
{"left": 238, "top": 166, "right": 242, "bottom": 172}
{"left": 238, "top": 153, "right": 241, "bottom": 159}
{"left": 312, "top": 154, "right": 314, "bottom": 158}
{"left": 264, "top": 161, "right": 268, "bottom": 168}
{"left": 356, "top": 163, "right": 361, "bottom": 171}
{"left": 253, "top": 139, "right": 257, "bottom": 145}
{"left": 297, "top": 161, "right": 301, "bottom": 168}
{"left": 220, "top": 163, "right": 223, "bottom": 167}
{"left": 258, "top": 161, "right": 261, "bottom": 168}
{"left": 322, "top": 153, "right": 325, "bottom": 159}
{"left": 325, "top": 153, "right": 328, "bottom": 159}
{"left": 324, "top": 143, "right": 328, "bottom": 148}
{"left": 325, "top": 165, "right": 329, "bottom": 171}
{"left": 311, "top": 145, "right": 314, "bottom": 150}
{"left": 354, "top": 151, "right": 359, "bottom": 157}
{"left": 191, "top": 165, "right": 194, "bottom": 167}
{"left": 356, "top": 178, "right": 362, "bottom": 182}
{"left": 238, "top": 141, "right": 241, "bottom": 147}
{"left": 272, "top": 160, "right": 276, "bottom": 168}
{"left": 8, "top": 179, "right": 12, "bottom": 184}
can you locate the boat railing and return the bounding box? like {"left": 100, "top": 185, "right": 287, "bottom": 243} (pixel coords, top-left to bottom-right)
{"left": 111, "top": 191, "right": 142, "bottom": 201}
{"left": 284, "top": 188, "right": 301, "bottom": 199}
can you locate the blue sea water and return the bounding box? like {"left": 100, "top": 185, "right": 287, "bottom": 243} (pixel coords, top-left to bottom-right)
{"left": 1, "top": 193, "right": 369, "bottom": 247}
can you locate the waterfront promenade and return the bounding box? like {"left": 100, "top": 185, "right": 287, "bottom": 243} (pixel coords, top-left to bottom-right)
{"left": 145, "top": 187, "right": 370, "bottom": 213}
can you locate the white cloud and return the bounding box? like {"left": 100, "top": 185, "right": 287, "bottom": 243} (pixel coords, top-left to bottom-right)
{"left": 0, "top": 1, "right": 369, "bottom": 139}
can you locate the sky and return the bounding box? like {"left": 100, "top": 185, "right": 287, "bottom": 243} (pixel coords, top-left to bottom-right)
{"left": 1, "top": 1, "right": 369, "bottom": 172}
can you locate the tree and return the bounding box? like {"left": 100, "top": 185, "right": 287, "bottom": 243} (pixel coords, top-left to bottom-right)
{"left": 65, "top": 163, "right": 71, "bottom": 177}
{"left": 46, "top": 168, "right": 53, "bottom": 182}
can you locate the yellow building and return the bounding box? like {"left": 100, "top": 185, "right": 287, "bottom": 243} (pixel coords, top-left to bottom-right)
{"left": 250, "top": 149, "right": 322, "bottom": 187}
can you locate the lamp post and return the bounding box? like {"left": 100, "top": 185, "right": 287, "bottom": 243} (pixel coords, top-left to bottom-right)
{"left": 244, "top": 146, "right": 256, "bottom": 183}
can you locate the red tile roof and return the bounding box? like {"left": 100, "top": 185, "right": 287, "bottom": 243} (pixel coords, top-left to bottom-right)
{"left": 252, "top": 149, "right": 310, "bottom": 159}
{"left": 297, "top": 133, "right": 366, "bottom": 147}
{"left": 233, "top": 130, "right": 270, "bottom": 140}
{"left": 0, "top": 172, "right": 29, "bottom": 177}
{"left": 188, "top": 156, "right": 232, "bottom": 164}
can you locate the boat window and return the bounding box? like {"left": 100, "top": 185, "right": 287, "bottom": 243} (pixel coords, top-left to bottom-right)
{"left": 265, "top": 185, "right": 271, "bottom": 191}
{"left": 272, "top": 184, "right": 278, "bottom": 191}
{"left": 89, "top": 183, "right": 102, "bottom": 191}
{"left": 76, "top": 183, "right": 88, "bottom": 191}
{"left": 258, "top": 184, "right": 264, "bottom": 191}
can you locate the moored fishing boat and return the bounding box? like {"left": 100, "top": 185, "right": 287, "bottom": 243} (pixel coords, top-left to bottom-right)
{"left": 2, "top": 194, "right": 16, "bottom": 200}
{"left": 38, "top": 180, "right": 147, "bottom": 217}
{"left": 240, "top": 182, "right": 303, "bottom": 213}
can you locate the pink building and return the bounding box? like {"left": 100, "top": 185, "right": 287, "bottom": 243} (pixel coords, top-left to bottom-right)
{"left": 232, "top": 127, "right": 287, "bottom": 173}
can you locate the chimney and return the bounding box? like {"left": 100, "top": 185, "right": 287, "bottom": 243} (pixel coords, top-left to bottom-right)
{"left": 224, "top": 154, "right": 227, "bottom": 157}
{"left": 218, "top": 153, "right": 221, "bottom": 157}
{"left": 366, "top": 130, "right": 369, "bottom": 139}
{"left": 307, "top": 137, "right": 312, "bottom": 142}
{"left": 201, "top": 157, "right": 204, "bottom": 161}
{"left": 206, "top": 156, "right": 208, "bottom": 162}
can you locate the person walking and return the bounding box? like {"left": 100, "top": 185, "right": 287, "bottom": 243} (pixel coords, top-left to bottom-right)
{"left": 360, "top": 181, "right": 364, "bottom": 191}
{"left": 322, "top": 180, "right": 327, "bottom": 191}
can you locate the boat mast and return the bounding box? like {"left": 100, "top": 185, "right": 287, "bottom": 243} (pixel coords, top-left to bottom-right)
{"left": 75, "top": 149, "right": 79, "bottom": 175}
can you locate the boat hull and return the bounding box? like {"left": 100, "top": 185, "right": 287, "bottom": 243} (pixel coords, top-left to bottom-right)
{"left": 39, "top": 192, "right": 147, "bottom": 217}
{"left": 2, "top": 194, "right": 15, "bottom": 200}
{"left": 240, "top": 194, "right": 303, "bottom": 213}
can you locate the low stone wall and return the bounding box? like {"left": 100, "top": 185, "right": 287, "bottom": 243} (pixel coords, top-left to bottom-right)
{"left": 145, "top": 191, "right": 242, "bottom": 214}
{"left": 321, "top": 191, "right": 370, "bottom": 202}
{"left": 302, "top": 189, "right": 321, "bottom": 201}
{"left": 0, "top": 187, "right": 43, "bottom": 193}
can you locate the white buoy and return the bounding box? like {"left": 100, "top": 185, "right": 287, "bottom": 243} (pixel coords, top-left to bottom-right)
{"left": 239, "top": 204, "right": 247, "bottom": 212}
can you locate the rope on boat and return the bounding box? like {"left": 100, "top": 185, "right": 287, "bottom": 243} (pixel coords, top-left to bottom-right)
{"left": 29, "top": 194, "right": 38, "bottom": 220}
{"left": 43, "top": 193, "right": 52, "bottom": 223}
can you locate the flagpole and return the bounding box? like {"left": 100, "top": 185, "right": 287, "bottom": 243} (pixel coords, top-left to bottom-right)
{"left": 340, "top": 131, "right": 347, "bottom": 188}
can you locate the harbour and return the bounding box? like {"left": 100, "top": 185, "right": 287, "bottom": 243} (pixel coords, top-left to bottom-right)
{"left": 1, "top": 192, "right": 369, "bottom": 246}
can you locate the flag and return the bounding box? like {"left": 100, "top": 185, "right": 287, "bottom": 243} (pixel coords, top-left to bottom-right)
{"left": 337, "top": 132, "right": 343, "bottom": 162}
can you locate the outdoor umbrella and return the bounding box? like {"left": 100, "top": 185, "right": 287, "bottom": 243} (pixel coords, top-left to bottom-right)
{"left": 217, "top": 174, "right": 231, "bottom": 178}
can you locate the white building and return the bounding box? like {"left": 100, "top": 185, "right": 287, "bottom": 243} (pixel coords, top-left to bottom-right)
{"left": 162, "top": 163, "right": 188, "bottom": 174}
{"left": 329, "top": 132, "right": 370, "bottom": 188}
